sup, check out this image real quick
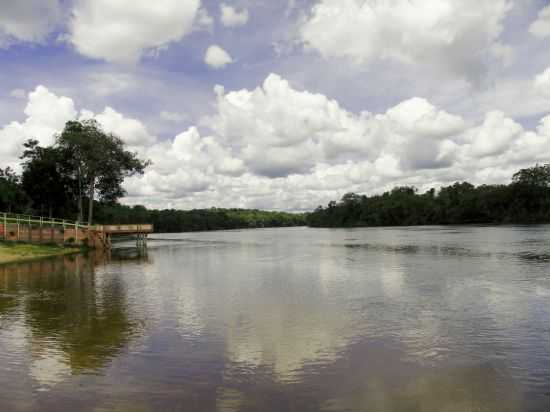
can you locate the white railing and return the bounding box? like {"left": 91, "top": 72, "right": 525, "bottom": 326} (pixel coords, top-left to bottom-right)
{"left": 0, "top": 212, "right": 91, "bottom": 243}
{"left": 0, "top": 212, "right": 154, "bottom": 244}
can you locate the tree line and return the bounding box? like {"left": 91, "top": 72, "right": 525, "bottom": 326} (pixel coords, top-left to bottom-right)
{"left": 94, "top": 204, "right": 306, "bottom": 232}
{"left": 307, "top": 164, "right": 550, "bottom": 227}
{"left": 5, "top": 119, "right": 549, "bottom": 231}
{"left": 1, "top": 120, "right": 148, "bottom": 224}
{"left": 0, "top": 119, "right": 305, "bottom": 231}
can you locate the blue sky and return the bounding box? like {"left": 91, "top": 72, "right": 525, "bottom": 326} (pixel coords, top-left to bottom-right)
{"left": 1, "top": 0, "right": 550, "bottom": 211}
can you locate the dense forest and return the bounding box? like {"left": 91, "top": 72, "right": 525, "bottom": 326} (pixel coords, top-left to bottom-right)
{"left": 0, "top": 168, "right": 305, "bottom": 231}
{"left": 0, "top": 120, "right": 305, "bottom": 232}
{"left": 307, "top": 164, "right": 550, "bottom": 227}
{"left": 94, "top": 204, "right": 305, "bottom": 232}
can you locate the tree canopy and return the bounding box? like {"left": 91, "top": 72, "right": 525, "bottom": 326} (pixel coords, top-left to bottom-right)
{"left": 1, "top": 120, "right": 150, "bottom": 223}
{"left": 20, "top": 139, "right": 75, "bottom": 218}
{"left": 513, "top": 164, "right": 550, "bottom": 187}
{"left": 0, "top": 167, "right": 27, "bottom": 213}
{"left": 93, "top": 204, "right": 306, "bottom": 232}
{"left": 56, "top": 120, "right": 150, "bottom": 224}
{"left": 307, "top": 164, "right": 550, "bottom": 227}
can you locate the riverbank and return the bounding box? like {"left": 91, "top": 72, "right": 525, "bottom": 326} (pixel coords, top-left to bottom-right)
{"left": 0, "top": 242, "right": 80, "bottom": 265}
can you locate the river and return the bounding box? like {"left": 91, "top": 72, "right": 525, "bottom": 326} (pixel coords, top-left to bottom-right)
{"left": 0, "top": 226, "right": 550, "bottom": 411}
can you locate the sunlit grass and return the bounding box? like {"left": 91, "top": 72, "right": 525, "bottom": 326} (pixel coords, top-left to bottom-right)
{"left": 0, "top": 242, "right": 79, "bottom": 264}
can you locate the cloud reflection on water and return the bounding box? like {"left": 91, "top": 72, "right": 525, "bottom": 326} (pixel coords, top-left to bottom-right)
{"left": 1, "top": 227, "right": 550, "bottom": 410}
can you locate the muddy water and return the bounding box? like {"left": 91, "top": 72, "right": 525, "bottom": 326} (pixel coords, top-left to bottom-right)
{"left": 1, "top": 226, "right": 550, "bottom": 411}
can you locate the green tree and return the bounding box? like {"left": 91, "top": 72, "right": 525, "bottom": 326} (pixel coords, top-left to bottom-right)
{"left": 20, "top": 139, "right": 75, "bottom": 218}
{"left": 0, "top": 167, "right": 27, "bottom": 213}
{"left": 512, "top": 164, "right": 550, "bottom": 187}
{"left": 511, "top": 164, "right": 550, "bottom": 221}
{"left": 307, "top": 164, "right": 550, "bottom": 227}
{"left": 56, "top": 120, "right": 150, "bottom": 225}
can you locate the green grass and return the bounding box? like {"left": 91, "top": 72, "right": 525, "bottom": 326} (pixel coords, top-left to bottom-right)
{"left": 0, "top": 242, "right": 80, "bottom": 264}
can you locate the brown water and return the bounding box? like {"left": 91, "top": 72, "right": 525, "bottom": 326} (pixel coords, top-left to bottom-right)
{"left": 1, "top": 226, "right": 550, "bottom": 411}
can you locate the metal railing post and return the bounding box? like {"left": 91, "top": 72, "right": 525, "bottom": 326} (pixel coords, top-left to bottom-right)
{"left": 3, "top": 213, "right": 6, "bottom": 241}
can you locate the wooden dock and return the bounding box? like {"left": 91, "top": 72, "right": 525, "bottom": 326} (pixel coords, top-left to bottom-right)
{"left": 0, "top": 213, "right": 153, "bottom": 249}
{"left": 94, "top": 224, "right": 154, "bottom": 248}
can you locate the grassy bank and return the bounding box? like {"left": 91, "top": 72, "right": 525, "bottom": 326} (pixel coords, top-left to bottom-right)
{"left": 0, "top": 242, "right": 80, "bottom": 265}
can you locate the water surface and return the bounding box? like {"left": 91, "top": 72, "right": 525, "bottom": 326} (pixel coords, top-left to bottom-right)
{"left": 1, "top": 226, "right": 550, "bottom": 411}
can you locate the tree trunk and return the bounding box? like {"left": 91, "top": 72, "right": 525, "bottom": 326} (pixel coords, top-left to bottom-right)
{"left": 78, "top": 197, "right": 83, "bottom": 222}
{"left": 77, "top": 168, "right": 83, "bottom": 223}
{"left": 87, "top": 177, "right": 95, "bottom": 226}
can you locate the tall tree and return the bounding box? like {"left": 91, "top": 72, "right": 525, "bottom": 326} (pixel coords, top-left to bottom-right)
{"left": 0, "top": 167, "right": 27, "bottom": 213}
{"left": 20, "top": 139, "right": 75, "bottom": 218}
{"left": 56, "top": 120, "right": 150, "bottom": 225}
{"left": 512, "top": 164, "right": 550, "bottom": 187}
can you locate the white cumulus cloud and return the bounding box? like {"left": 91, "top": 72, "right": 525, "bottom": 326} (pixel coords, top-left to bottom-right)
{"left": 529, "top": 5, "right": 550, "bottom": 38}
{"left": 69, "top": 0, "right": 201, "bottom": 63}
{"left": 0, "top": 86, "right": 76, "bottom": 168}
{"left": 0, "top": 0, "right": 62, "bottom": 47}
{"left": 220, "top": 3, "right": 249, "bottom": 27}
{"left": 300, "top": 0, "right": 513, "bottom": 84}
{"left": 85, "top": 107, "right": 157, "bottom": 148}
{"left": 4, "top": 75, "right": 550, "bottom": 212}
{"left": 466, "top": 111, "right": 523, "bottom": 158}
{"left": 534, "top": 67, "right": 550, "bottom": 98}
{"left": 208, "top": 75, "right": 466, "bottom": 176}
{"left": 195, "top": 7, "right": 214, "bottom": 32}
{"left": 0, "top": 86, "right": 156, "bottom": 170}
{"left": 205, "top": 45, "right": 233, "bottom": 69}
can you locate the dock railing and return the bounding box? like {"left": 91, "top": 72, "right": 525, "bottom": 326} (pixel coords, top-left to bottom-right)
{"left": 1, "top": 212, "right": 153, "bottom": 244}
{"left": 1, "top": 212, "right": 155, "bottom": 252}
{"left": 0, "top": 212, "right": 93, "bottom": 243}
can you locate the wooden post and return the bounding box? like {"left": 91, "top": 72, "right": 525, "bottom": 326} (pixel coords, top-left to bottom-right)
{"left": 75, "top": 221, "right": 79, "bottom": 244}
{"left": 3, "top": 213, "right": 6, "bottom": 241}
{"left": 51, "top": 219, "right": 54, "bottom": 244}
{"left": 39, "top": 216, "right": 43, "bottom": 244}
{"left": 28, "top": 216, "right": 31, "bottom": 243}
{"left": 16, "top": 216, "right": 20, "bottom": 242}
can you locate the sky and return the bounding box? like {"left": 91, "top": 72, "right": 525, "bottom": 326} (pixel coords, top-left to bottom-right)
{"left": 1, "top": 0, "right": 550, "bottom": 211}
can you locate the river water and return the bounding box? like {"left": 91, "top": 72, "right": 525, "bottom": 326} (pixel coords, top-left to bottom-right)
{"left": 1, "top": 226, "right": 550, "bottom": 411}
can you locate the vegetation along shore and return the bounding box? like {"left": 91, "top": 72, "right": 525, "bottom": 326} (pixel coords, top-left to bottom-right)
{"left": 0, "top": 242, "right": 80, "bottom": 265}
{"left": 0, "top": 120, "right": 305, "bottom": 232}
{"left": 1, "top": 119, "right": 549, "bottom": 232}
{"left": 308, "top": 164, "right": 550, "bottom": 227}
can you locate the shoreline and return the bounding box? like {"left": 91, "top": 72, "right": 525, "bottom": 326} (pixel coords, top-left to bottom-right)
{"left": 306, "top": 222, "right": 550, "bottom": 229}
{"left": 0, "top": 242, "right": 81, "bottom": 265}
